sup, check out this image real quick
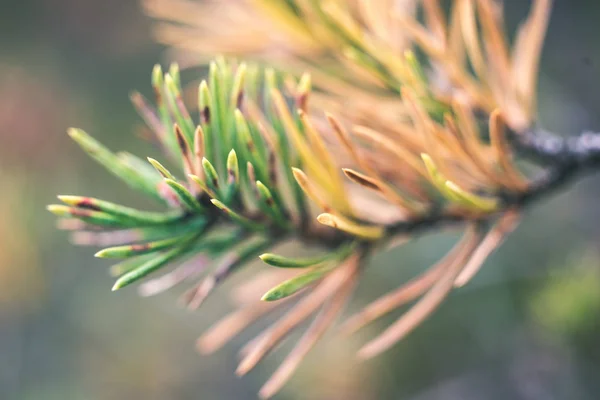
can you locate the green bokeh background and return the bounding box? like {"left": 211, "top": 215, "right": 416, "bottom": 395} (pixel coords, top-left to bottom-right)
{"left": 1, "top": 1, "right": 599, "bottom": 399}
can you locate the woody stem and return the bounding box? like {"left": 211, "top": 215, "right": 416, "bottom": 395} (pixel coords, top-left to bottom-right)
{"left": 386, "top": 128, "right": 600, "bottom": 236}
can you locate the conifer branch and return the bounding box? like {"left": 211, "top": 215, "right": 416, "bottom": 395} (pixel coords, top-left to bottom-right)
{"left": 48, "top": 0, "right": 600, "bottom": 397}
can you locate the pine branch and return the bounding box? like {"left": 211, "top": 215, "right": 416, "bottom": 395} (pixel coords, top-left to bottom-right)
{"left": 50, "top": 58, "right": 600, "bottom": 397}
{"left": 513, "top": 128, "right": 600, "bottom": 168}
{"left": 48, "top": 0, "right": 600, "bottom": 397}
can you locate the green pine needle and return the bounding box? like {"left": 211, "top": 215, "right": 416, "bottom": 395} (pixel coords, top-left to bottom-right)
{"left": 261, "top": 264, "right": 332, "bottom": 301}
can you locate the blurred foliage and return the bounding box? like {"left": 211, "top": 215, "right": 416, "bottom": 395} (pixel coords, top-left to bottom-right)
{"left": 530, "top": 251, "right": 600, "bottom": 337}
{"left": 0, "top": 171, "right": 43, "bottom": 313}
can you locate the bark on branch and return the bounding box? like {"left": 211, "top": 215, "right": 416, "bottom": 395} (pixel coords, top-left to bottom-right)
{"left": 386, "top": 128, "right": 600, "bottom": 237}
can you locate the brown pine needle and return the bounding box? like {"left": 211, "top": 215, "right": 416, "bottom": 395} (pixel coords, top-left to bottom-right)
{"left": 182, "top": 276, "right": 216, "bottom": 310}
{"left": 352, "top": 125, "right": 428, "bottom": 179}
{"left": 358, "top": 225, "right": 483, "bottom": 359}
{"left": 198, "top": 301, "right": 283, "bottom": 355}
{"left": 258, "top": 270, "right": 358, "bottom": 399}
{"left": 70, "top": 229, "right": 142, "bottom": 247}
{"left": 326, "top": 112, "right": 374, "bottom": 175}
{"left": 423, "top": 0, "right": 447, "bottom": 45}
{"left": 342, "top": 168, "right": 386, "bottom": 193}
{"left": 130, "top": 91, "right": 165, "bottom": 140}
{"left": 441, "top": 114, "right": 492, "bottom": 185}
{"left": 196, "top": 269, "right": 308, "bottom": 354}
{"left": 448, "top": 1, "right": 466, "bottom": 63}
{"left": 271, "top": 88, "right": 331, "bottom": 187}
{"left": 298, "top": 111, "right": 344, "bottom": 187}
{"left": 340, "top": 228, "right": 475, "bottom": 336}
{"left": 56, "top": 218, "right": 88, "bottom": 231}
{"left": 393, "top": 11, "right": 442, "bottom": 57}
{"left": 458, "top": 0, "right": 487, "bottom": 80}
{"left": 292, "top": 168, "right": 332, "bottom": 213}
{"left": 236, "top": 255, "right": 359, "bottom": 376}
{"left": 511, "top": 0, "right": 552, "bottom": 125}
{"left": 138, "top": 257, "right": 208, "bottom": 297}
{"left": 452, "top": 99, "right": 504, "bottom": 187}
{"left": 477, "top": 0, "right": 511, "bottom": 89}
{"left": 454, "top": 211, "right": 520, "bottom": 287}
{"left": 342, "top": 168, "right": 414, "bottom": 212}
{"left": 489, "top": 110, "right": 529, "bottom": 190}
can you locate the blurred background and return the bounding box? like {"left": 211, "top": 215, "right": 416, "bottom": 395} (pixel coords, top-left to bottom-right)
{"left": 0, "top": 1, "right": 599, "bottom": 399}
